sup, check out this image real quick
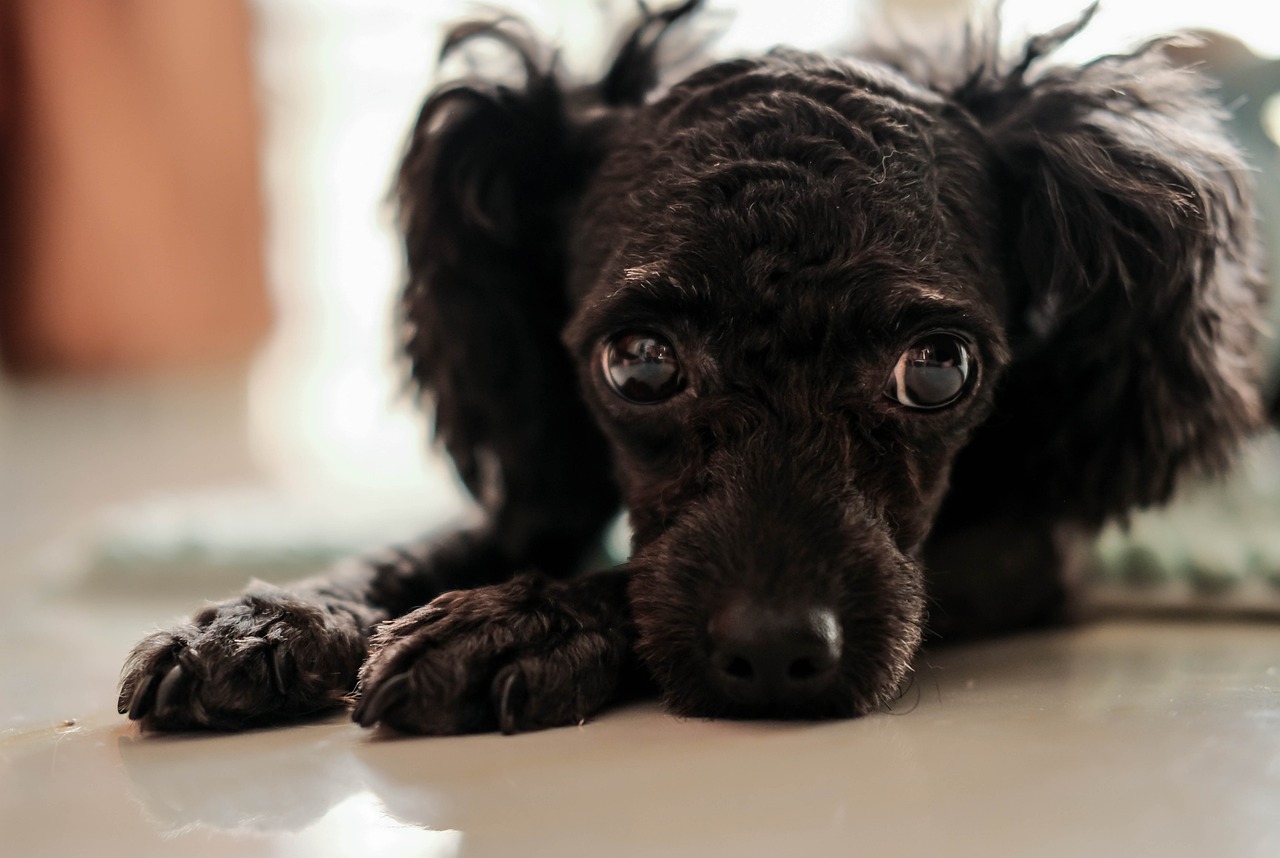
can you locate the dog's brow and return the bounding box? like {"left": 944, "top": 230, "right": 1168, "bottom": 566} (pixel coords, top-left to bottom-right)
{"left": 892, "top": 279, "right": 981, "bottom": 311}
{"left": 580, "top": 269, "right": 705, "bottom": 338}
{"left": 619, "top": 266, "right": 684, "bottom": 293}
{"left": 909, "top": 286, "right": 953, "bottom": 304}
{"left": 622, "top": 265, "right": 660, "bottom": 284}
{"left": 599, "top": 268, "right": 694, "bottom": 306}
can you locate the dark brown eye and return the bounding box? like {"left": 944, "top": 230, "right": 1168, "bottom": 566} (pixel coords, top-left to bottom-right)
{"left": 886, "top": 334, "right": 973, "bottom": 409}
{"left": 602, "top": 332, "right": 683, "bottom": 404}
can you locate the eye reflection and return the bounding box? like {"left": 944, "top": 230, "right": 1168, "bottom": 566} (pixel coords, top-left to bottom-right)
{"left": 602, "top": 332, "right": 684, "bottom": 404}
{"left": 886, "top": 334, "right": 972, "bottom": 409}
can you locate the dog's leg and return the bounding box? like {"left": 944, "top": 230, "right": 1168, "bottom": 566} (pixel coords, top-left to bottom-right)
{"left": 117, "top": 518, "right": 611, "bottom": 731}
{"left": 352, "top": 567, "right": 636, "bottom": 734}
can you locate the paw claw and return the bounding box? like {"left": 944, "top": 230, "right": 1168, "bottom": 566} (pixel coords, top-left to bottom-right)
{"left": 154, "top": 664, "right": 188, "bottom": 718}
{"left": 354, "top": 672, "right": 412, "bottom": 728}
{"left": 269, "top": 645, "right": 290, "bottom": 696}
{"left": 495, "top": 667, "right": 528, "bottom": 735}
{"left": 124, "top": 672, "right": 157, "bottom": 720}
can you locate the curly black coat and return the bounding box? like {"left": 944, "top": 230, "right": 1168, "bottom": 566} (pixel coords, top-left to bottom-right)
{"left": 119, "top": 1, "right": 1268, "bottom": 734}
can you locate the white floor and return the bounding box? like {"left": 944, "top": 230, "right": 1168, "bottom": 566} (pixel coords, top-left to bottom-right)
{"left": 3, "top": 374, "right": 1279, "bottom": 858}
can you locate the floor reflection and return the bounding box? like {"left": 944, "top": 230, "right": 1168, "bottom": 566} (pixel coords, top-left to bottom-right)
{"left": 100, "top": 622, "right": 1280, "bottom": 858}
{"left": 116, "top": 716, "right": 362, "bottom": 832}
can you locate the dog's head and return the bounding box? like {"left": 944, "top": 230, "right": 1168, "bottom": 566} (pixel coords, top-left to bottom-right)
{"left": 399, "top": 2, "right": 1264, "bottom": 719}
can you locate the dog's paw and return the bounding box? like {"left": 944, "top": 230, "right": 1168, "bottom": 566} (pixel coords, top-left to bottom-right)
{"left": 353, "top": 573, "right": 630, "bottom": 735}
{"left": 118, "top": 585, "right": 367, "bottom": 731}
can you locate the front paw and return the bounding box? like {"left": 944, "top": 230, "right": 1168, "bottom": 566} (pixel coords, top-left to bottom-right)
{"left": 118, "top": 584, "right": 367, "bottom": 731}
{"left": 353, "top": 573, "right": 631, "bottom": 735}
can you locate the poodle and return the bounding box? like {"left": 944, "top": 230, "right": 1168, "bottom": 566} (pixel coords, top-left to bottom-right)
{"left": 118, "top": 0, "right": 1268, "bottom": 734}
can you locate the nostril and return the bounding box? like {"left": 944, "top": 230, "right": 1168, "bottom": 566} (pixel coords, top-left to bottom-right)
{"left": 724, "top": 655, "right": 755, "bottom": 681}
{"left": 787, "top": 656, "right": 819, "bottom": 681}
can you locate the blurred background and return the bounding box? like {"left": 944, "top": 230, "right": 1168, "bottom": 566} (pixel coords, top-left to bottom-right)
{"left": 0, "top": 0, "right": 1276, "bottom": 594}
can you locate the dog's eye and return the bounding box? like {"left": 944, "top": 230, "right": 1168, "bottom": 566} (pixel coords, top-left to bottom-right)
{"left": 602, "top": 332, "right": 683, "bottom": 404}
{"left": 886, "top": 334, "right": 972, "bottom": 409}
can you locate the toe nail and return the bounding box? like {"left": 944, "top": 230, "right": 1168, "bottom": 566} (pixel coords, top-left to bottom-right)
{"left": 354, "top": 672, "right": 411, "bottom": 728}
{"left": 269, "top": 646, "right": 290, "bottom": 696}
{"left": 124, "top": 673, "right": 157, "bottom": 720}
{"left": 496, "top": 669, "right": 527, "bottom": 735}
{"left": 154, "top": 665, "right": 186, "bottom": 717}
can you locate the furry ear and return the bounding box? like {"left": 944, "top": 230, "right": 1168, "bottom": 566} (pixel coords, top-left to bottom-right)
{"left": 954, "top": 8, "right": 1267, "bottom": 522}
{"left": 397, "top": 2, "right": 702, "bottom": 554}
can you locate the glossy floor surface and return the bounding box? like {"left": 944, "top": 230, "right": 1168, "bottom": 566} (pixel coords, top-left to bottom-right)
{"left": 6, "top": 615, "right": 1280, "bottom": 858}
{"left": 3, "top": 377, "right": 1280, "bottom": 858}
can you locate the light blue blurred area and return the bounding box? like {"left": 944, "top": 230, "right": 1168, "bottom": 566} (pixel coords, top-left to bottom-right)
{"left": 1089, "top": 431, "right": 1280, "bottom": 611}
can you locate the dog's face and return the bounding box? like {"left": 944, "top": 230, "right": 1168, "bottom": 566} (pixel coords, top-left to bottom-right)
{"left": 564, "top": 56, "right": 1012, "bottom": 717}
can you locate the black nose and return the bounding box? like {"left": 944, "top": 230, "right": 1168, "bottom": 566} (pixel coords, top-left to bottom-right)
{"left": 707, "top": 600, "right": 843, "bottom": 708}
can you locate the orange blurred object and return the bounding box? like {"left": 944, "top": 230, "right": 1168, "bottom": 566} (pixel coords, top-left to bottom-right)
{"left": 0, "top": 0, "right": 270, "bottom": 375}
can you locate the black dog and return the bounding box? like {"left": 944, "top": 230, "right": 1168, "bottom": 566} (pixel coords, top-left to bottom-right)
{"left": 119, "top": 1, "right": 1268, "bottom": 734}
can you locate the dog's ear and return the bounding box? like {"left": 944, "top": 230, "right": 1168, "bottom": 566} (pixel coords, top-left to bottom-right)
{"left": 953, "top": 8, "right": 1266, "bottom": 522}
{"left": 397, "top": 2, "right": 701, "bottom": 548}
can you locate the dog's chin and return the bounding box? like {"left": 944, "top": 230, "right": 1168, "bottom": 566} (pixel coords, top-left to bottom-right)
{"left": 641, "top": 636, "right": 921, "bottom": 722}
{"left": 657, "top": 677, "right": 883, "bottom": 722}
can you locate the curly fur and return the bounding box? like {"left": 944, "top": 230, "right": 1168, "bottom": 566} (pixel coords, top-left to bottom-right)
{"left": 120, "top": 1, "right": 1267, "bottom": 734}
